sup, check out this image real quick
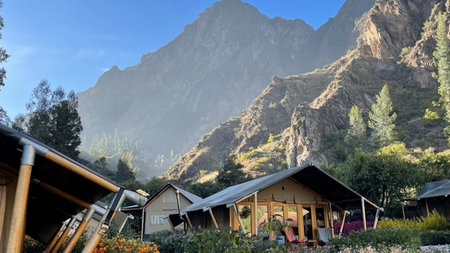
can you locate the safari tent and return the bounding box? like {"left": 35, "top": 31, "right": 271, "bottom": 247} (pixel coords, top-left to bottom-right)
{"left": 169, "top": 164, "right": 381, "bottom": 244}
{"left": 142, "top": 183, "right": 201, "bottom": 239}
{"left": 0, "top": 123, "right": 147, "bottom": 252}
{"left": 415, "top": 179, "right": 450, "bottom": 219}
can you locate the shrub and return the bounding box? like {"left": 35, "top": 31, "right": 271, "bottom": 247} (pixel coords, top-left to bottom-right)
{"left": 147, "top": 230, "right": 190, "bottom": 253}
{"left": 329, "top": 228, "right": 421, "bottom": 252}
{"left": 182, "top": 228, "right": 280, "bottom": 253}
{"left": 333, "top": 220, "right": 374, "bottom": 236}
{"left": 23, "top": 236, "right": 46, "bottom": 253}
{"left": 420, "top": 230, "right": 450, "bottom": 246}
{"left": 94, "top": 235, "right": 159, "bottom": 253}
{"left": 378, "top": 210, "right": 450, "bottom": 231}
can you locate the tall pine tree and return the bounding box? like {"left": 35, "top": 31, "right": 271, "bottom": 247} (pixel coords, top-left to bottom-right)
{"left": 368, "top": 84, "right": 397, "bottom": 148}
{"left": 346, "top": 104, "right": 367, "bottom": 148}
{"left": 433, "top": 12, "right": 450, "bottom": 142}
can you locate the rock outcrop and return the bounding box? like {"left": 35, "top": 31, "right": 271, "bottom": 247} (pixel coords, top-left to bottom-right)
{"left": 165, "top": 0, "right": 448, "bottom": 184}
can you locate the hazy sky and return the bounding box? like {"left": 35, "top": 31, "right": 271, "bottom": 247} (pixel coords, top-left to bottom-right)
{"left": 0, "top": 0, "right": 345, "bottom": 118}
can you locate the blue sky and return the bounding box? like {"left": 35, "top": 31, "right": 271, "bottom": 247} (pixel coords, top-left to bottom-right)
{"left": 0, "top": 0, "right": 345, "bottom": 118}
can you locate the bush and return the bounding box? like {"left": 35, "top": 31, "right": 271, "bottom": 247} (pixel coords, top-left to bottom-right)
{"left": 378, "top": 210, "right": 450, "bottom": 231}
{"left": 420, "top": 230, "right": 450, "bottom": 246}
{"left": 329, "top": 228, "right": 421, "bottom": 252}
{"left": 182, "top": 228, "right": 280, "bottom": 253}
{"left": 147, "top": 230, "right": 189, "bottom": 253}
{"left": 94, "top": 235, "right": 159, "bottom": 253}
{"left": 23, "top": 236, "right": 46, "bottom": 253}
{"left": 333, "top": 220, "right": 374, "bottom": 236}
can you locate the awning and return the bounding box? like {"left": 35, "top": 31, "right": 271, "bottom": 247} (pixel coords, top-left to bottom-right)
{"left": 416, "top": 180, "right": 450, "bottom": 200}
{"left": 0, "top": 123, "right": 121, "bottom": 243}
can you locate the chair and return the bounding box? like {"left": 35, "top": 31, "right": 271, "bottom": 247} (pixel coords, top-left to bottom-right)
{"left": 318, "top": 227, "right": 331, "bottom": 244}
{"left": 283, "top": 227, "right": 307, "bottom": 251}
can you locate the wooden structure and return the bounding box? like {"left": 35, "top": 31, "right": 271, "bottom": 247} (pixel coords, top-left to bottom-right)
{"left": 169, "top": 164, "right": 380, "bottom": 244}
{"left": 415, "top": 179, "right": 450, "bottom": 219}
{"left": 0, "top": 123, "right": 147, "bottom": 252}
{"left": 142, "top": 184, "right": 201, "bottom": 239}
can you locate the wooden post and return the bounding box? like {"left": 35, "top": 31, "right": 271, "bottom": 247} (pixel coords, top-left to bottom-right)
{"left": 361, "top": 197, "right": 367, "bottom": 230}
{"left": 339, "top": 211, "right": 348, "bottom": 237}
{"left": 81, "top": 224, "right": 107, "bottom": 253}
{"left": 425, "top": 199, "right": 430, "bottom": 216}
{"left": 328, "top": 202, "right": 335, "bottom": 238}
{"left": 233, "top": 204, "right": 245, "bottom": 233}
{"left": 208, "top": 208, "right": 219, "bottom": 229}
{"left": 185, "top": 213, "right": 193, "bottom": 230}
{"left": 50, "top": 217, "right": 76, "bottom": 253}
{"left": 373, "top": 208, "right": 381, "bottom": 229}
{"left": 45, "top": 223, "right": 65, "bottom": 253}
{"left": 401, "top": 202, "right": 406, "bottom": 219}
{"left": 254, "top": 192, "right": 258, "bottom": 235}
{"left": 63, "top": 208, "right": 94, "bottom": 253}
{"left": 6, "top": 144, "right": 35, "bottom": 253}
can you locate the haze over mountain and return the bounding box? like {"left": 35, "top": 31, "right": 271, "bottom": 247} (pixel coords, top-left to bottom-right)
{"left": 77, "top": 0, "right": 375, "bottom": 177}
{"left": 165, "top": 0, "right": 449, "bottom": 184}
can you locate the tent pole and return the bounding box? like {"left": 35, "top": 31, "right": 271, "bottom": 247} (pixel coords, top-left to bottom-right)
{"left": 50, "top": 217, "right": 76, "bottom": 253}
{"left": 6, "top": 144, "right": 35, "bottom": 253}
{"left": 361, "top": 197, "right": 367, "bottom": 230}
{"left": 328, "top": 202, "right": 334, "bottom": 238}
{"left": 233, "top": 204, "right": 245, "bottom": 233}
{"left": 185, "top": 213, "right": 193, "bottom": 230}
{"left": 208, "top": 208, "right": 219, "bottom": 229}
{"left": 254, "top": 192, "right": 258, "bottom": 235}
{"left": 401, "top": 202, "right": 406, "bottom": 219}
{"left": 45, "top": 223, "right": 65, "bottom": 253}
{"left": 339, "top": 211, "right": 348, "bottom": 237}
{"left": 62, "top": 207, "right": 95, "bottom": 253}
{"left": 425, "top": 199, "right": 430, "bottom": 216}
{"left": 373, "top": 208, "right": 381, "bottom": 229}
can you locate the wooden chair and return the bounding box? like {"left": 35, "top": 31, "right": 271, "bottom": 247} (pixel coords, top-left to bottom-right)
{"left": 283, "top": 227, "right": 307, "bottom": 251}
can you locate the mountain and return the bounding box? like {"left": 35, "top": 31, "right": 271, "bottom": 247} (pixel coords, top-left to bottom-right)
{"left": 77, "top": 0, "right": 375, "bottom": 177}
{"left": 165, "top": 0, "right": 449, "bottom": 184}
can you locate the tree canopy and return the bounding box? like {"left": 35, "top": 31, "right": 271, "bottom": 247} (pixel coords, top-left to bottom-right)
{"left": 368, "top": 84, "right": 397, "bottom": 148}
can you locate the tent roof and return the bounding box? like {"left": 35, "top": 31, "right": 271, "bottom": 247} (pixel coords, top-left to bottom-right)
{"left": 0, "top": 123, "right": 121, "bottom": 244}
{"left": 144, "top": 183, "right": 202, "bottom": 208}
{"left": 183, "top": 163, "right": 376, "bottom": 213}
{"left": 416, "top": 179, "right": 450, "bottom": 200}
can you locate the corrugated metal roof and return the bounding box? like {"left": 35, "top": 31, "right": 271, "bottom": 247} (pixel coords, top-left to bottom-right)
{"left": 183, "top": 163, "right": 369, "bottom": 213}
{"left": 416, "top": 179, "right": 450, "bottom": 199}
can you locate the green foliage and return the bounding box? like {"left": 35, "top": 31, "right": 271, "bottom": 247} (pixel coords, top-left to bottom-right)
{"left": 267, "top": 133, "right": 275, "bottom": 143}
{"left": 399, "top": 46, "right": 411, "bottom": 62}
{"left": 368, "top": 84, "right": 398, "bottom": 148}
{"left": 345, "top": 105, "right": 367, "bottom": 150}
{"left": 0, "top": 0, "right": 9, "bottom": 121}
{"left": 217, "top": 155, "right": 251, "bottom": 187}
{"left": 18, "top": 80, "right": 83, "bottom": 159}
{"left": 378, "top": 210, "right": 450, "bottom": 231}
{"left": 93, "top": 156, "right": 115, "bottom": 178}
{"left": 424, "top": 108, "right": 441, "bottom": 126}
{"left": 147, "top": 230, "right": 189, "bottom": 253}
{"left": 328, "top": 228, "right": 421, "bottom": 252}
{"left": 114, "top": 155, "right": 136, "bottom": 184}
{"left": 417, "top": 150, "right": 450, "bottom": 182}
{"left": 420, "top": 230, "right": 450, "bottom": 246}
{"left": 268, "top": 102, "right": 277, "bottom": 109}
{"left": 22, "top": 236, "right": 46, "bottom": 253}
{"left": 434, "top": 12, "right": 450, "bottom": 144}
{"left": 187, "top": 180, "right": 224, "bottom": 198}
{"left": 332, "top": 147, "right": 420, "bottom": 213}
{"left": 182, "top": 228, "right": 280, "bottom": 253}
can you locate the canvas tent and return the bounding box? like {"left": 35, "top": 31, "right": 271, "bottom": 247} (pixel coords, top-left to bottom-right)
{"left": 415, "top": 179, "right": 450, "bottom": 219}
{"left": 0, "top": 123, "right": 147, "bottom": 252}
{"left": 170, "top": 164, "right": 380, "bottom": 243}
{"left": 142, "top": 183, "right": 201, "bottom": 239}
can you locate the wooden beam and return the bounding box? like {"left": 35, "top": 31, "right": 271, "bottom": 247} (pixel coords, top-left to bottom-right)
{"left": 208, "top": 208, "right": 219, "bottom": 229}
{"left": 328, "top": 202, "right": 335, "bottom": 239}
{"left": 254, "top": 192, "right": 258, "bottom": 235}
{"left": 45, "top": 151, "right": 119, "bottom": 193}
{"left": 373, "top": 208, "right": 381, "bottom": 229}
{"left": 50, "top": 218, "right": 76, "bottom": 253}
{"left": 6, "top": 144, "right": 35, "bottom": 253}
{"left": 45, "top": 225, "right": 64, "bottom": 253}
{"left": 36, "top": 180, "right": 90, "bottom": 208}
{"left": 63, "top": 208, "right": 94, "bottom": 253}
{"left": 233, "top": 204, "right": 245, "bottom": 233}
{"left": 361, "top": 198, "right": 367, "bottom": 230}
{"left": 339, "top": 211, "right": 348, "bottom": 237}
{"left": 185, "top": 213, "right": 193, "bottom": 230}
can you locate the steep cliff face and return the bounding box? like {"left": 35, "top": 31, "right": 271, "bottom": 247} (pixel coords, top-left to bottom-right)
{"left": 77, "top": 0, "right": 374, "bottom": 176}
{"left": 166, "top": 0, "right": 448, "bottom": 184}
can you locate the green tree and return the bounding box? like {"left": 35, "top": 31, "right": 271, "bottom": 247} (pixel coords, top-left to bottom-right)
{"left": 433, "top": 12, "right": 450, "bottom": 142}
{"left": 141, "top": 177, "right": 167, "bottom": 197}
{"left": 368, "top": 84, "right": 397, "bottom": 148}
{"left": 418, "top": 150, "right": 450, "bottom": 183}
{"left": 345, "top": 105, "right": 367, "bottom": 149}
{"left": 217, "top": 155, "right": 251, "bottom": 187}
{"left": 187, "top": 181, "right": 224, "bottom": 198}
{"left": 93, "top": 156, "right": 115, "bottom": 178}
{"left": 0, "top": 1, "right": 9, "bottom": 123}
{"left": 23, "top": 80, "right": 83, "bottom": 158}
{"left": 335, "top": 147, "right": 419, "bottom": 214}
{"left": 114, "top": 156, "right": 136, "bottom": 184}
